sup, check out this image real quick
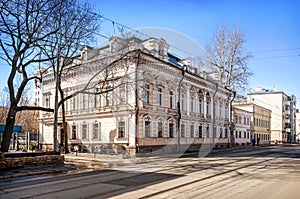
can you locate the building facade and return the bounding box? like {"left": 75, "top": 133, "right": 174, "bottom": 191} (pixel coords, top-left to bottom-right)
{"left": 232, "top": 102, "right": 271, "bottom": 145}
{"left": 35, "top": 36, "right": 233, "bottom": 155}
{"left": 232, "top": 106, "right": 251, "bottom": 145}
{"left": 248, "top": 90, "right": 296, "bottom": 143}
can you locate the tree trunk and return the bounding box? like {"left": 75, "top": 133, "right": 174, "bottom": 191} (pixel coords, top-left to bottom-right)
{"left": 62, "top": 101, "right": 69, "bottom": 153}
{"left": 1, "top": 107, "right": 17, "bottom": 152}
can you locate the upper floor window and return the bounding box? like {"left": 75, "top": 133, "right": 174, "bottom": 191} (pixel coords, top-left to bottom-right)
{"left": 119, "top": 84, "right": 126, "bottom": 104}
{"left": 169, "top": 90, "right": 174, "bottom": 109}
{"left": 157, "top": 87, "right": 163, "bottom": 106}
{"left": 190, "top": 96, "right": 195, "bottom": 112}
{"left": 199, "top": 99, "right": 203, "bottom": 114}
{"left": 105, "top": 86, "right": 112, "bottom": 106}
{"left": 144, "top": 84, "right": 150, "bottom": 104}
{"left": 181, "top": 94, "right": 186, "bottom": 111}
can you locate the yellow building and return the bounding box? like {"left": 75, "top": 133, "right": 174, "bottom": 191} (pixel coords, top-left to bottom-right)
{"left": 233, "top": 102, "right": 271, "bottom": 145}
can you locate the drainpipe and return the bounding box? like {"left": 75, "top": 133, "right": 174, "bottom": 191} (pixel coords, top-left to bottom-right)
{"left": 177, "top": 66, "right": 186, "bottom": 152}
{"left": 212, "top": 83, "right": 219, "bottom": 146}
{"left": 135, "top": 50, "right": 141, "bottom": 155}
{"left": 229, "top": 90, "right": 236, "bottom": 147}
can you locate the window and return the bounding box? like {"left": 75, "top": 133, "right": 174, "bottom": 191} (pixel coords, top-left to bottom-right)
{"left": 82, "top": 124, "right": 88, "bottom": 140}
{"left": 181, "top": 94, "right": 186, "bottom": 111}
{"left": 247, "top": 117, "right": 250, "bottom": 125}
{"left": 190, "top": 96, "right": 194, "bottom": 112}
{"left": 220, "top": 128, "right": 223, "bottom": 138}
{"left": 247, "top": 132, "right": 250, "bottom": 139}
{"left": 82, "top": 51, "right": 87, "bottom": 61}
{"left": 235, "top": 115, "right": 238, "bottom": 123}
{"left": 213, "top": 127, "right": 217, "bottom": 138}
{"left": 244, "top": 117, "right": 246, "bottom": 125}
{"left": 199, "top": 99, "right": 203, "bottom": 113}
{"left": 145, "top": 121, "right": 151, "bottom": 138}
{"left": 239, "top": 131, "right": 242, "bottom": 138}
{"left": 94, "top": 88, "right": 100, "bottom": 107}
{"left": 105, "top": 86, "right": 112, "bottom": 106}
{"left": 157, "top": 120, "right": 163, "bottom": 138}
{"left": 225, "top": 128, "right": 228, "bottom": 138}
{"left": 169, "top": 90, "right": 174, "bottom": 109}
{"left": 157, "top": 87, "right": 163, "bottom": 106}
{"left": 199, "top": 124, "right": 203, "bottom": 138}
{"left": 206, "top": 125, "right": 210, "bottom": 138}
{"left": 118, "top": 121, "right": 125, "bottom": 138}
{"left": 72, "top": 96, "right": 76, "bottom": 110}
{"left": 244, "top": 131, "right": 246, "bottom": 138}
{"left": 71, "top": 125, "right": 76, "bottom": 140}
{"left": 239, "top": 116, "right": 242, "bottom": 124}
{"left": 93, "top": 123, "right": 100, "bottom": 139}
{"left": 235, "top": 131, "right": 238, "bottom": 138}
{"left": 82, "top": 94, "right": 88, "bottom": 109}
{"left": 169, "top": 122, "right": 174, "bottom": 138}
{"left": 119, "top": 84, "right": 126, "bottom": 104}
{"left": 45, "top": 96, "right": 50, "bottom": 108}
{"left": 206, "top": 101, "right": 210, "bottom": 115}
{"left": 144, "top": 84, "right": 150, "bottom": 104}
{"left": 180, "top": 123, "right": 185, "bottom": 138}
{"left": 190, "top": 123, "right": 195, "bottom": 138}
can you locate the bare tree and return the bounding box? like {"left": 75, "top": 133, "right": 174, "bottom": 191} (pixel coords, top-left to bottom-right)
{"left": 0, "top": 0, "right": 99, "bottom": 152}
{"left": 206, "top": 25, "right": 252, "bottom": 94}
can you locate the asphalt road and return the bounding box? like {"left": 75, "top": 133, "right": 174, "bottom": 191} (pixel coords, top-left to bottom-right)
{"left": 0, "top": 145, "right": 300, "bottom": 199}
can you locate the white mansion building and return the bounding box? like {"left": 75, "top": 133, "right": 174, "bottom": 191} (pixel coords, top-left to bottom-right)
{"left": 35, "top": 36, "right": 233, "bottom": 155}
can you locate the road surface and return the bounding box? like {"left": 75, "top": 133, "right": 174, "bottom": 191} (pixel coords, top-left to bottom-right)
{"left": 0, "top": 145, "right": 299, "bottom": 199}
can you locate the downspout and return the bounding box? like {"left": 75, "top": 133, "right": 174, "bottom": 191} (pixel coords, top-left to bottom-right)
{"left": 177, "top": 66, "right": 186, "bottom": 152}
{"left": 212, "top": 82, "right": 219, "bottom": 145}
{"left": 135, "top": 50, "right": 141, "bottom": 154}
{"left": 229, "top": 90, "right": 236, "bottom": 147}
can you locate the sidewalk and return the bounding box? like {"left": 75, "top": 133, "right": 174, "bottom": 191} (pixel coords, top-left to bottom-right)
{"left": 0, "top": 163, "right": 76, "bottom": 180}
{"left": 0, "top": 144, "right": 272, "bottom": 180}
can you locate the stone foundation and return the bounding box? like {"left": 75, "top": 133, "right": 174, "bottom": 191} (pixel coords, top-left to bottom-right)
{"left": 0, "top": 152, "right": 64, "bottom": 170}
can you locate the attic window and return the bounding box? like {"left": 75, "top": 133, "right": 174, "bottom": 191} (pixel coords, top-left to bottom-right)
{"left": 159, "top": 42, "right": 164, "bottom": 56}
{"left": 82, "top": 51, "right": 87, "bottom": 61}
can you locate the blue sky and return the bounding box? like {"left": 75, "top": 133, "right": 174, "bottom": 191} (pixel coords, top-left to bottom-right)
{"left": 0, "top": 0, "right": 299, "bottom": 107}
{"left": 90, "top": 0, "right": 300, "bottom": 107}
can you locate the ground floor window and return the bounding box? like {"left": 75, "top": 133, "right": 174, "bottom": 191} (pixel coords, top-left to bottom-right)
{"left": 181, "top": 123, "right": 185, "bottom": 138}
{"left": 145, "top": 121, "right": 151, "bottom": 138}
{"left": 169, "top": 122, "right": 174, "bottom": 138}
{"left": 82, "top": 124, "right": 88, "bottom": 140}
{"left": 71, "top": 125, "right": 76, "bottom": 140}
{"left": 118, "top": 121, "right": 125, "bottom": 138}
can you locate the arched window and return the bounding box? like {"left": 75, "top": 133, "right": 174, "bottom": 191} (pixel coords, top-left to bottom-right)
{"left": 157, "top": 118, "right": 164, "bottom": 138}
{"left": 144, "top": 116, "right": 151, "bottom": 138}
{"left": 168, "top": 120, "right": 174, "bottom": 138}
{"left": 180, "top": 122, "right": 186, "bottom": 138}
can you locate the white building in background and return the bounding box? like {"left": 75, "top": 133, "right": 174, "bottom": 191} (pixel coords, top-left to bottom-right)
{"left": 35, "top": 36, "right": 233, "bottom": 155}
{"left": 231, "top": 106, "right": 251, "bottom": 145}
{"left": 248, "top": 89, "right": 296, "bottom": 143}
{"left": 296, "top": 109, "right": 300, "bottom": 141}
